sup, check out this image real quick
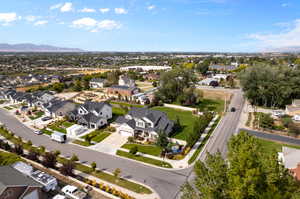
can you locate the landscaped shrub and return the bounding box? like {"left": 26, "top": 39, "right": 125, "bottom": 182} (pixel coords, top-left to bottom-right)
{"left": 129, "top": 146, "right": 138, "bottom": 155}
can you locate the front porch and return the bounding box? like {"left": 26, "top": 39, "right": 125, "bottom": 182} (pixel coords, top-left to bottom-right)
{"left": 133, "top": 130, "right": 157, "bottom": 142}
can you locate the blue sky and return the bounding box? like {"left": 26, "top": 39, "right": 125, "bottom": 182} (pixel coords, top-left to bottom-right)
{"left": 0, "top": 0, "right": 300, "bottom": 52}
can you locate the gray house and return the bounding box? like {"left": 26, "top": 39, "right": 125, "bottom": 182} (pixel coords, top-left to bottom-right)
{"left": 44, "top": 99, "right": 76, "bottom": 118}
{"left": 114, "top": 107, "right": 174, "bottom": 139}
{"left": 68, "top": 101, "right": 112, "bottom": 129}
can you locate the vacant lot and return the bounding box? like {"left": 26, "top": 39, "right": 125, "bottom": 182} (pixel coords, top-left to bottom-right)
{"left": 151, "top": 106, "right": 198, "bottom": 140}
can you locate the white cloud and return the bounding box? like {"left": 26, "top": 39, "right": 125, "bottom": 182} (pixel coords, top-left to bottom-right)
{"left": 114, "top": 8, "right": 127, "bottom": 14}
{"left": 34, "top": 20, "right": 48, "bottom": 26}
{"left": 99, "top": 8, "right": 110, "bottom": 13}
{"left": 50, "top": 3, "right": 63, "bottom": 10}
{"left": 80, "top": 8, "right": 96, "bottom": 13}
{"left": 0, "top": 13, "right": 18, "bottom": 25}
{"left": 72, "top": 17, "right": 98, "bottom": 28}
{"left": 60, "top": 2, "right": 73, "bottom": 12}
{"left": 281, "top": 3, "right": 289, "bottom": 7}
{"left": 25, "top": 15, "right": 38, "bottom": 22}
{"left": 248, "top": 19, "right": 300, "bottom": 49}
{"left": 72, "top": 17, "right": 121, "bottom": 32}
{"left": 147, "top": 5, "right": 156, "bottom": 10}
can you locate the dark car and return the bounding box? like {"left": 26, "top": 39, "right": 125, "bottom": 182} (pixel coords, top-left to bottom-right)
{"left": 230, "top": 107, "right": 236, "bottom": 112}
{"left": 41, "top": 116, "right": 52, "bottom": 121}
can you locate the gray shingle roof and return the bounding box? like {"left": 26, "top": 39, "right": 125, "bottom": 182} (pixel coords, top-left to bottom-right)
{"left": 0, "top": 166, "right": 42, "bottom": 195}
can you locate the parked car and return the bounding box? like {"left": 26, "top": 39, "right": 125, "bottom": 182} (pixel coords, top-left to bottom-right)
{"left": 62, "top": 185, "right": 87, "bottom": 199}
{"left": 33, "top": 130, "right": 42, "bottom": 135}
{"left": 41, "top": 116, "right": 52, "bottom": 121}
{"left": 53, "top": 195, "right": 66, "bottom": 199}
{"left": 230, "top": 107, "right": 236, "bottom": 112}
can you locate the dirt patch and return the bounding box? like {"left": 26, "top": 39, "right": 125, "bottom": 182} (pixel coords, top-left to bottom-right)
{"left": 202, "top": 89, "right": 232, "bottom": 101}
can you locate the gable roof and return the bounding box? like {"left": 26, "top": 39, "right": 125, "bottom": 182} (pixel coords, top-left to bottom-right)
{"left": 0, "top": 166, "right": 42, "bottom": 195}
{"left": 81, "top": 101, "right": 111, "bottom": 112}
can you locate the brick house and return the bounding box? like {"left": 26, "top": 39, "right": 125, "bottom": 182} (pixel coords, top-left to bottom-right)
{"left": 107, "top": 85, "right": 139, "bottom": 100}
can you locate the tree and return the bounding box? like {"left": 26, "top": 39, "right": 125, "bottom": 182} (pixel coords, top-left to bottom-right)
{"left": 91, "top": 162, "right": 97, "bottom": 171}
{"left": 156, "top": 132, "right": 169, "bottom": 149}
{"left": 74, "top": 79, "right": 82, "bottom": 91}
{"left": 129, "top": 146, "right": 138, "bottom": 155}
{"left": 288, "top": 122, "right": 300, "bottom": 137}
{"left": 84, "top": 135, "right": 92, "bottom": 145}
{"left": 258, "top": 113, "right": 274, "bottom": 129}
{"left": 42, "top": 152, "right": 57, "bottom": 168}
{"left": 70, "top": 154, "right": 79, "bottom": 162}
{"left": 39, "top": 145, "right": 45, "bottom": 153}
{"left": 13, "top": 144, "right": 23, "bottom": 155}
{"left": 60, "top": 160, "right": 75, "bottom": 176}
{"left": 114, "top": 168, "right": 121, "bottom": 179}
{"left": 53, "top": 150, "right": 61, "bottom": 157}
{"left": 27, "top": 149, "right": 39, "bottom": 162}
{"left": 182, "top": 131, "right": 300, "bottom": 199}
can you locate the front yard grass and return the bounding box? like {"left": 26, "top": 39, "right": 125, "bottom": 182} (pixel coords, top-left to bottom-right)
{"left": 197, "top": 98, "right": 225, "bottom": 114}
{"left": 257, "top": 138, "right": 300, "bottom": 156}
{"left": 151, "top": 106, "right": 198, "bottom": 141}
{"left": 41, "top": 129, "right": 53, "bottom": 135}
{"left": 81, "top": 130, "right": 111, "bottom": 143}
{"left": 116, "top": 150, "right": 172, "bottom": 168}
{"left": 121, "top": 143, "right": 162, "bottom": 157}
{"left": 3, "top": 106, "right": 13, "bottom": 110}
{"left": 48, "top": 120, "right": 74, "bottom": 134}
{"left": 72, "top": 140, "right": 92, "bottom": 147}
{"left": 57, "top": 156, "right": 152, "bottom": 194}
{"left": 29, "top": 111, "right": 44, "bottom": 120}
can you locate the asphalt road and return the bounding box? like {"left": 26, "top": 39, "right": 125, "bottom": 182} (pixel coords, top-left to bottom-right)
{"left": 0, "top": 89, "right": 245, "bottom": 199}
{"left": 241, "top": 128, "right": 300, "bottom": 146}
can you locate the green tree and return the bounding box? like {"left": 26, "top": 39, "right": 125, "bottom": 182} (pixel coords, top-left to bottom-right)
{"left": 91, "top": 161, "right": 97, "bottom": 171}
{"left": 114, "top": 168, "right": 121, "bottom": 179}
{"left": 60, "top": 160, "right": 75, "bottom": 176}
{"left": 70, "top": 154, "right": 79, "bottom": 162}
{"left": 182, "top": 132, "right": 300, "bottom": 199}
{"left": 156, "top": 132, "right": 169, "bottom": 149}
{"left": 42, "top": 152, "right": 57, "bottom": 168}
{"left": 129, "top": 146, "right": 138, "bottom": 155}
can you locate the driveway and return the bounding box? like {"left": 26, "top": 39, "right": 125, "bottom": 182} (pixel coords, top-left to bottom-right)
{"left": 89, "top": 133, "right": 128, "bottom": 154}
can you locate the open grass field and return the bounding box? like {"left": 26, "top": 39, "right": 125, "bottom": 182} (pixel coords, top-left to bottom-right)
{"left": 151, "top": 106, "right": 198, "bottom": 140}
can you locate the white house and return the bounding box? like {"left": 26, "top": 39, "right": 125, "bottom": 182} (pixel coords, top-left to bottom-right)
{"left": 89, "top": 78, "right": 106, "bottom": 89}
{"left": 118, "top": 75, "right": 135, "bottom": 88}
{"left": 293, "top": 115, "right": 300, "bottom": 122}
{"left": 212, "top": 74, "right": 229, "bottom": 80}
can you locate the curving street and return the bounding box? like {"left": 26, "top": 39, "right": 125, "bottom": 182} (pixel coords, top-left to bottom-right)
{"left": 0, "top": 89, "right": 245, "bottom": 199}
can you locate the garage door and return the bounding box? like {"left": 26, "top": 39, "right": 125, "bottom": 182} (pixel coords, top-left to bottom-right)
{"left": 119, "top": 130, "right": 132, "bottom": 136}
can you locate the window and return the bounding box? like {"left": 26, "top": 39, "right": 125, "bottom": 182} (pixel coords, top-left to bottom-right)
{"left": 137, "top": 121, "right": 144, "bottom": 127}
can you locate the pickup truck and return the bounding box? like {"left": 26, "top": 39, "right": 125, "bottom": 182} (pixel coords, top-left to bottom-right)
{"left": 61, "top": 185, "right": 87, "bottom": 199}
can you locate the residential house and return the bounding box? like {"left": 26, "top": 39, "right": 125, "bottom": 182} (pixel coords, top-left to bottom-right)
{"left": 212, "top": 74, "right": 229, "bottom": 81}
{"left": 209, "top": 65, "right": 237, "bottom": 71}
{"left": 278, "top": 147, "right": 300, "bottom": 180}
{"left": 107, "top": 85, "right": 139, "bottom": 100}
{"left": 89, "top": 78, "right": 106, "bottom": 89}
{"left": 118, "top": 75, "right": 135, "bottom": 87}
{"left": 0, "top": 165, "right": 43, "bottom": 199}
{"left": 43, "top": 99, "right": 76, "bottom": 118}
{"left": 286, "top": 99, "right": 300, "bottom": 116}
{"left": 114, "top": 107, "right": 174, "bottom": 140}
{"left": 68, "top": 101, "right": 112, "bottom": 129}
{"left": 145, "top": 73, "right": 160, "bottom": 81}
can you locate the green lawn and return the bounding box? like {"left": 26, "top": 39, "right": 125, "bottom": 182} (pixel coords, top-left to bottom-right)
{"left": 57, "top": 156, "right": 152, "bottom": 194}
{"left": 196, "top": 98, "right": 225, "bottom": 114}
{"left": 257, "top": 139, "right": 300, "bottom": 156}
{"left": 72, "top": 140, "right": 92, "bottom": 146}
{"left": 29, "top": 111, "right": 44, "bottom": 120}
{"left": 188, "top": 116, "right": 220, "bottom": 164}
{"left": 0, "top": 100, "right": 7, "bottom": 104}
{"left": 81, "top": 130, "right": 111, "bottom": 143}
{"left": 151, "top": 106, "right": 198, "bottom": 140}
{"left": 116, "top": 150, "right": 172, "bottom": 168}
{"left": 110, "top": 101, "right": 144, "bottom": 108}
{"left": 3, "top": 106, "right": 13, "bottom": 110}
{"left": 41, "top": 129, "right": 53, "bottom": 135}
{"left": 112, "top": 107, "right": 127, "bottom": 116}
{"left": 121, "top": 143, "right": 162, "bottom": 157}
{"left": 0, "top": 151, "right": 21, "bottom": 166}
{"left": 48, "top": 120, "right": 74, "bottom": 134}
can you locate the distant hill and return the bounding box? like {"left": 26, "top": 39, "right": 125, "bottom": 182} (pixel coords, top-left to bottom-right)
{"left": 0, "top": 43, "right": 84, "bottom": 52}
{"left": 265, "top": 46, "right": 300, "bottom": 53}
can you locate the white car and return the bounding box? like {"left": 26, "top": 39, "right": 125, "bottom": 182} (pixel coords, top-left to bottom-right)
{"left": 61, "top": 185, "right": 87, "bottom": 199}
{"left": 293, "top": 115, "right": 300, "bottom": 122}
{"left": 53, "top": 194, "right": 66, "bottom": 199}
{"left": 33, "top": 130, "right": 42, "bottom": 135}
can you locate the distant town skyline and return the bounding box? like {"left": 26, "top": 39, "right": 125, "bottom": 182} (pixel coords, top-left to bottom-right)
{"left": 1, "top": 0, "right": 300, "bottom": 52}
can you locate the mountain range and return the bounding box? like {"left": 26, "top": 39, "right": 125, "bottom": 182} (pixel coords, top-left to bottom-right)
{"left": 0, "top": 43, "right": 84, "bottom": 52}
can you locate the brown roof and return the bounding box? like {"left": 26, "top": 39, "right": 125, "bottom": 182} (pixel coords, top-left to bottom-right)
{"left": 291, "top": 163, "right": 300, "bottom": 181}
